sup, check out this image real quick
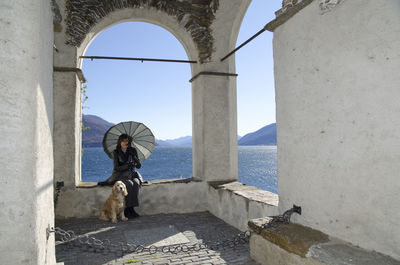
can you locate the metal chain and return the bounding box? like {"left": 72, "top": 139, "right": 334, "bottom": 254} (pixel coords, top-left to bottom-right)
{"left": 49, "top": 205, "right": 301, "bottom": 256}
{"left": 48, "top": 227, "right": 252, "bottom": 256}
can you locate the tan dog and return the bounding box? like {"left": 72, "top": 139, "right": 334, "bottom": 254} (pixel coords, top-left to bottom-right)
{"left": 99, "top": 181, "right": 128, "bottom": 223}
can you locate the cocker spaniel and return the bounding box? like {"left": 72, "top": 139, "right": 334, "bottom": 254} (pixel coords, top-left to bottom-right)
{"left": 99, "top": 181, "right": 128, "bottom": 223}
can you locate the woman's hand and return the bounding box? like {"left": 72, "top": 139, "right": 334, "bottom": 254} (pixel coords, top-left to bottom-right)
{"left": 127, "top": 161, "right": 135, "bottom": 171}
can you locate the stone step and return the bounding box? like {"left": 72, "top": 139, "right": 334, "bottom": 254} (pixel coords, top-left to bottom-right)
{"left": 248, "top": 217, "right": 400, "bottom": 265}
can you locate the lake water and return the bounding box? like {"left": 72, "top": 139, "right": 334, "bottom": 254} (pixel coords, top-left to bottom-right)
{"left": 82, "top": 146, "right": 277, "bottom": 194}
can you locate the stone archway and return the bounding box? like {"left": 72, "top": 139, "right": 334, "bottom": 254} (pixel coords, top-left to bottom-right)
{"left": 54, "top": 0, "right": 218, "bottom": 187}
{"left": 53, "top": 0, "right": 254, "bottom": 217}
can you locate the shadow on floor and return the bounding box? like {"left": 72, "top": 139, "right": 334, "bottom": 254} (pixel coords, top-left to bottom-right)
{"left": 55, "top": 212, "right": 258, "bottom": 265}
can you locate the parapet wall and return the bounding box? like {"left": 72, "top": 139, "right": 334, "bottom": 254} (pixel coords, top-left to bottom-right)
{"left": 55, "top": 179, "right": 279, "bottom": 233}
{"left": 207, "top": 182, "right": 278, "bottom": 231}
{"left": 56, "top": 179, "right": 208, "bottom": 218}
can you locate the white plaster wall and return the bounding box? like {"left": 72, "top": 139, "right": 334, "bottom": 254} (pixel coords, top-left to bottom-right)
{"left": 56, "top": 182, "right": 207, "bottom": 218}
{"left": 274, "top": 0, "right": 400, "bottom": 259}
{"left": 0, "top": 0, "right": 55, "bottom": 264}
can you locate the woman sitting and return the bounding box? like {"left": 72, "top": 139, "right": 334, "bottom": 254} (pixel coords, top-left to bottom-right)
{"left": 98, "top": 134, "right": 143, "bottom": 218}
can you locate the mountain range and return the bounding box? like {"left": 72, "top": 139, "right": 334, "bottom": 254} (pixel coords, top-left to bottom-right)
{"left": 82, "top": 114, "right": 276, "bottom": 147}
{"left": 82, "top": 114, "right": 114, "bottom": 147}
{"left": 237, "top": 123, "right": 276, "bottom": 146}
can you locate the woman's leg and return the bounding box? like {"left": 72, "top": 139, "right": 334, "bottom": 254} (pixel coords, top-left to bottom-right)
{"left": 124, "top": 178, "right": 140, "bottom": 208}
{"left": 119, "top": 174, "right": 140, "bottom": 218}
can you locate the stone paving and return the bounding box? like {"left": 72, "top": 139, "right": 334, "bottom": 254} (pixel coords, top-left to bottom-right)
{"left": 55, "top": 212, "right": 259, "bottom": 265}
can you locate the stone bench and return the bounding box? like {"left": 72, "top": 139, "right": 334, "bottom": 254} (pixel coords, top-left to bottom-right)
{"left": 248, "top": 217, "right": 400, "bottom": 265}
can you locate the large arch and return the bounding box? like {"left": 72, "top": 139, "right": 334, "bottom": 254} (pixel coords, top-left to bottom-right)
{"left": 53, "top": 0, "right": 256, "bottom": 219}
{"left": 54, "top": 2, "right": 206, "bottom": 188}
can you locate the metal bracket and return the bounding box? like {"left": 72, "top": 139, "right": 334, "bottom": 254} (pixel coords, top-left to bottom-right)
{"left": 262, "top": 204, "right": 302, "bottom": 229}
{"left": 46, "top": 225, "right": 55, "bottom": 240}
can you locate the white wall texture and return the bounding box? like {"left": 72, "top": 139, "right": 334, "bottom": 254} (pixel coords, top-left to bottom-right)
{"left": 207, "top": 182, "right": 278, "bottom": 231}
{"left": 56, "top": 182, "right": 208, "bottom": 218}
{"left": 0, "top": 0, "right": 55, "bottom": 264}
{"left": 274, "top": 0, "right": 400, "bottom": 259}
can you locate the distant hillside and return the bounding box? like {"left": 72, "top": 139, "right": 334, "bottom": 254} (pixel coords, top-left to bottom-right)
{"left": 82, "top": 114, "right": 114, "bottom": 147}
{"left": 82, "top": 114, "right": 191, "bottom": 147}
{"left": 155, "top": 139, "right": 173, "bottom": 146}
{"left": 238, "top": 123, "right": 276, "bottom": 146}
{"left": 82, "top": 114, "right": 276, "bottom": 147}
{"left": 160, "top": 136, "right": 192, "bottom": 146}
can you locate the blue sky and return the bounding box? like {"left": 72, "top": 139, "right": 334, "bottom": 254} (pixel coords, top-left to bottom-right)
{"left": 82, "top": 0, "right": 282, "bottom": 140}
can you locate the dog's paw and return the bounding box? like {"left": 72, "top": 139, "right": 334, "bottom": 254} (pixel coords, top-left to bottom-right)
{"left": 111, "top": 218, "right": 118, "bottom": 223}
{"left": 121, "top": 217, "right": 128, "bottom": 221}
{"left": 99, "top": 214, "right": 108, "bottom": 222}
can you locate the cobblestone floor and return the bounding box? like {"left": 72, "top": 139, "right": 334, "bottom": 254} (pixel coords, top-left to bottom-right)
{"left": 55, "top": 212, "right": 259, "bottom": 265}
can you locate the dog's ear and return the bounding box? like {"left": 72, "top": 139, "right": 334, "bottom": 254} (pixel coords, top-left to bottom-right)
{"left": 112, "top": 183, "right": 118, "bottom": 195}
{"left": 123, "top": 184, "right": 128, "bottom": 196}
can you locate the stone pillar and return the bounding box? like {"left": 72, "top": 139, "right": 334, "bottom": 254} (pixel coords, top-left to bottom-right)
{"left": 53, "top": 70, "right": 83, "bottom": 188}
{"left": 190, "top": 0, "right": 251, "bottom": 183}
{"left": 0, "top": 0, "right": 55, "bottom": 264}
{"left": 53, "top": 0, "right": 83, "bottom": 189}
{"left": 191, "top": 68, "right": 238, "bottom": 182}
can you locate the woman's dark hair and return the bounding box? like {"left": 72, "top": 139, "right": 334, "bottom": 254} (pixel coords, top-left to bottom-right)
{"left": 116, "top": 134, "right": 132, "bottom": 149}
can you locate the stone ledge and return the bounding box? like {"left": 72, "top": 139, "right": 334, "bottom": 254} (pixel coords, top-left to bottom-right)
{"left": 209, "top": 181, "right": 278, "bottom": 206}
{"left": 53, "top": 66, "right": 86, "bottom": 83}
{"left": 76, "top": 177, "right": 199, "bottom": 188}
{"left": 56, "top": 179, "right": 207, "bottom": 218}
{"left": 266, "top": 0, "right": 313, "bottom": 32}
{"left": 249, "top": 218, "right": 400, "bottom": 265}
{"left": 249, "top": 217, "right": 329, "bottom": 258}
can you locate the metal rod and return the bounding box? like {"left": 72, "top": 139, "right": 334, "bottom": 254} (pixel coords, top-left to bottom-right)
{"left": 220, "top": 25, "right": 267, "bottom": 62}
{"left": 80, "top": 56, "right": 197, "bottom": 64}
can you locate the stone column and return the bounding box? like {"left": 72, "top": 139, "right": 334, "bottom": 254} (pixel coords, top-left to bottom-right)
{"left": 191, "top": 68, "right": 238, "bottom": 182}
{"left": 0, "top": 0, "right": 55, "bottom": 264}
{"left": 53, "top": 70, "right": 83, "bottom": 188}
{"left": 53, "top": 0, "right": 83, "bottom": 189}
{"left": 190, "top": 0, "right": 251, "bottom": 183}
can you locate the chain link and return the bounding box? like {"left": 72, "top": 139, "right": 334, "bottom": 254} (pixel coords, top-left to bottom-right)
{"left": 49, "top": 205, "right": 300, "bottom": 256}
{"left": 49, "top": 226, "right": 252, "bottom": 256}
